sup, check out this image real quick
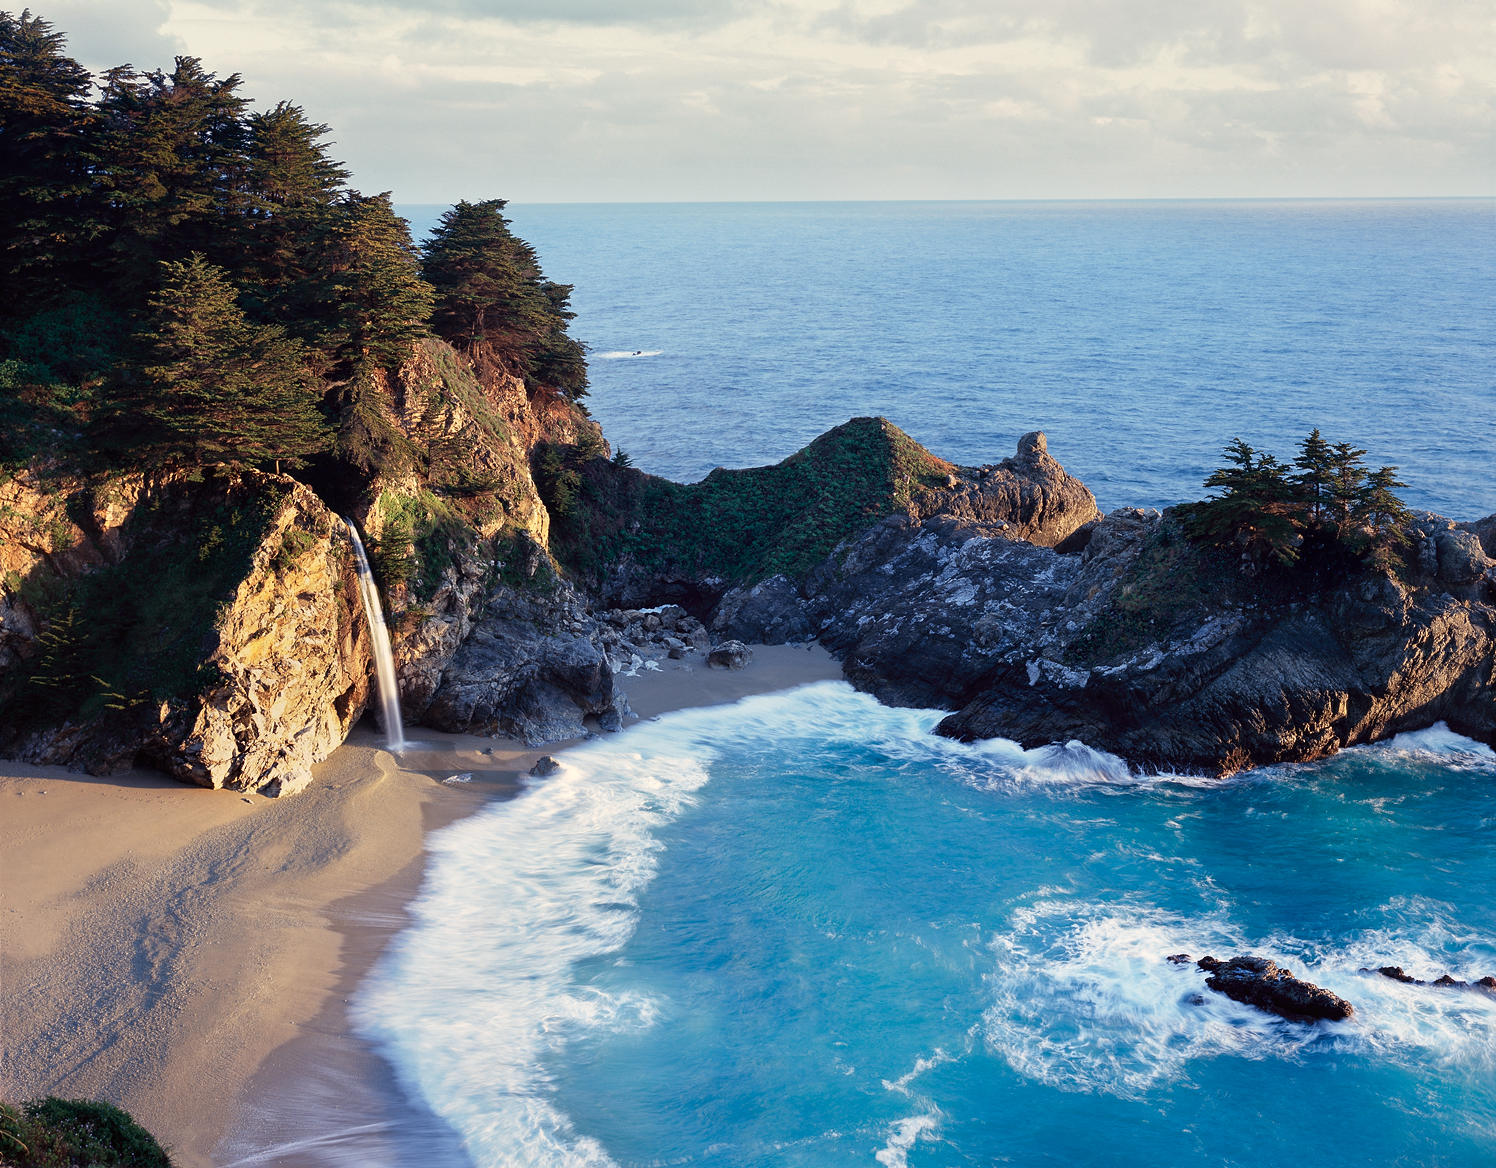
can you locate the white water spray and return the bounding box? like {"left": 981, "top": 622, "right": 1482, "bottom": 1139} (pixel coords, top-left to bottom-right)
{"left": 344, "top": 519, "right": 406, "bottom": 753}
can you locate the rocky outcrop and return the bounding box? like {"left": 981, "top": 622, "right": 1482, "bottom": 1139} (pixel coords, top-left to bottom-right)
{"left": 418, "top": 576, "right": 632, "bottom": 744}
{"left": 703, "top": 432, "right": 1100, "bottom": 647}
{"left": 908, "top": 431, "right": 1102, "bottom": 546}
{"left": 1186, "top": 955, "right": 1355, "bottom": 1022}
{"left": 0, "top": 469, "right": 372, "bottom": 795}
{"left": 795, "top": 476, "right": 1495, "bottom": 773}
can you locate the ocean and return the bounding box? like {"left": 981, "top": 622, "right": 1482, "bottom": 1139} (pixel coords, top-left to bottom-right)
{"left": 399, "top": 199, "right": 1495, "bottom": 518}
{"left": 368, "top": 201, "right": 1496, "bottom": 1166}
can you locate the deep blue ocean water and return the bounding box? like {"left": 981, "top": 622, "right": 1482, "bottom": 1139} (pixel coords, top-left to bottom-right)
{"left": 398, "top": 200, "right": 1495, "bottom": 519}
{"left": 364, "top": 202, "right": 1496, "bottom": 1167}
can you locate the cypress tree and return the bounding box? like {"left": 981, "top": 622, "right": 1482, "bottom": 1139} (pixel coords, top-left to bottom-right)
{"left": 98, "top": 253, "right": 329, "bottom": 469}
{"left": 92, "top": 57, "right": 251, "bottom": 298}
{"left": 1180, "top": 438, "right": 1301, "bottom": 566}
{"left": 233, "top": 101, "right": 349, "bottom": 316}
{"left": 422, "top": 198, "right": 587, "bottom": 398}
{"left": 288, "top": 192, "right": 434, "bottom": 371}
{"left": 0, "top": 9, "right": 102, "bottom": 309}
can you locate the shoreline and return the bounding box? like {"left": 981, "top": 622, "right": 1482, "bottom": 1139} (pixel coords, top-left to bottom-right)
{"left": 0, "top": 644, "right": 843, "bottom": 1167}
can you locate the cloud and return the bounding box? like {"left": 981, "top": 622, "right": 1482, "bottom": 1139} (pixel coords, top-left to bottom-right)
{"left": 36, "top": 0, "right": 1496, "bottom": 199}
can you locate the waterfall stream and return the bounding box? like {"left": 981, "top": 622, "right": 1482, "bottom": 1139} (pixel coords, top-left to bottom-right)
{"left": 344, "top": 519, "right": 407, "bottom": 753}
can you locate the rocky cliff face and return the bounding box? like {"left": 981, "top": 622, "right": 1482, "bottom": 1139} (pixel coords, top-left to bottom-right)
{"left": 801, "top": 475, "right": 1496, "bottom": 774}
{"left": 0, "top": 468, "right": 372, "bottom": 794}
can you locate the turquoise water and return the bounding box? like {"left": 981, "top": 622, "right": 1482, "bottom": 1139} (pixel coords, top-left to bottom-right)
{"left": 356, "top": 684, "right": 1496, "bottom": 1167}
{"left": 398, "top": 200, "right": 1496, "bottom": 519}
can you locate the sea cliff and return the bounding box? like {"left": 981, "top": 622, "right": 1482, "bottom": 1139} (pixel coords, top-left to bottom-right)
{"left": 4, "top": 374, "right": 1491, "bottom": 790}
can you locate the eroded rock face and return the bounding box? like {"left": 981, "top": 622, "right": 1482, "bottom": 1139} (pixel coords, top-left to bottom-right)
{"left": 910, "top": 431, "right": 1102, "bottom": 547}
{"left": 1195, "top": 955, "right": 1354, "bottom": 1022}
{"left": 795, "top": 493, "right": 1495, "bottom": 774}
{"left": 419, "top": 577, "right": 630, "bottom": 745}
{"left": 705, "top": 433, "right": 1102, "bottom": 647}
{"left": 1, "top": 471, "right": 372, "bottom": 795}
{"left": 145, "top": 481, "right": 371, "bottom": 796}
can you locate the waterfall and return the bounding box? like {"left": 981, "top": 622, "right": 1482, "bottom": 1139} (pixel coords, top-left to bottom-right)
{"left": 344, "top": 518, "right": 407, "bottom": 753}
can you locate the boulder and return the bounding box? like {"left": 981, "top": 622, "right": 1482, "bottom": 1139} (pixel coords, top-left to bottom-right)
{"left": 708, "top": 640, "right": 753, "bottom": 670}
{"left": 420, "top": 578, "right": 628, "bottom": 746}
{"left": 710, "top": 574, "right": 813, "bottom": 645}
{"left": 1196, "top": 955, "right": 1354, "bottom": 1022}
{"left": 529, "top": 755, "right": 560, "bottom": 777}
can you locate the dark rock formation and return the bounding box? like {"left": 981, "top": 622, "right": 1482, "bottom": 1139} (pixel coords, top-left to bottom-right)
{"left": 705, "top": 431, "right": 1101, "bottom": 647}
{"left": 419, "top": 579, "right": 630, "bottom": 746}
{"left": 1195, "top": 955, "right": 1355, "bottom": 1022}
{"left": 708, "top": 640, "right": 753, "bottom": 670}
{"left": 529, "top": 755, "right": 560, "bottom": 777}
{"left": 1365, "top": 966, "right": 1496, "bottom": 990}
{"left": 789, "top": 462, "right": 1495, "bottom": 773}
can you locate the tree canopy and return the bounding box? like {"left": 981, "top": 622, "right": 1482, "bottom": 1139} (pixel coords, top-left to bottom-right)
{"left": 422, "top": 199, "right": 587, "bottom": 399}
{"left": 1181, "top": 429, "right": 1411, "bottom": 570}
{"left": 96, "top": 253, "right": 329, "bottom": 469}
{"left": 0, "top": 11, "right": 589, "bottom": 479}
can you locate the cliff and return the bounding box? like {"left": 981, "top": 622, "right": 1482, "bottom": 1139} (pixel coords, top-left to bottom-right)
{"left": 3, "top": 378, "right": 1491, "bottom": 789}
{"left": 0, "top": 467, "right": 370, "bottom": 794}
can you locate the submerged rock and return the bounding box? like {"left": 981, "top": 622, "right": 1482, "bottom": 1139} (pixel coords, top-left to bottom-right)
{"left": 1196, "top": 955, "right": 1355, "bottom": 1022}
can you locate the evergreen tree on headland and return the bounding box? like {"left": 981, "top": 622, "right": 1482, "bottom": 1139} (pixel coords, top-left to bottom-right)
{"left": 422, "top": 198, "right": 588, "bottom": 398}
{"left": 287, "top": 192, "right": 434, "bottom": 371}
{"left": 91, "top": 57, "right": 252, "bottom": 300}
{"left": 97, "top": 253, "right": 329, "bottom": 469}
{"left": 0, "top": 9, "right": 102, "bottom": 308}
{"left": 1183, "top": 431, "right": 1412, "bottom": 572}
{"left": 0, "top": 11, "right": 586, "bottom": 487}
{"left": 1180, "top": 439, "right": 1302, "bottom": 566}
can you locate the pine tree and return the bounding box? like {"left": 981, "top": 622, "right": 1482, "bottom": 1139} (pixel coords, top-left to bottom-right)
{"left": 1179, "top": 438, "right": 1302, "bottom": 566}
{"left": 422, "top": 198, "right": 588, "bottom": 398}
{"left": 0, "top": 9, "right": 102, "bottom": 309}
{"left": 287, "top": 193, "right": 434, "bottom": 370}
{"left": 1292, "top": 428, "right": 1335, "bottom": 527}
{"left": 91, "top": 57, "right": 251, "bottom": 298}
{"left": 1325, "top": 441, "right": 1369, "bottom": 529}
{"left": 22, "top": 603, "right": 96, "bottom": 720}
{"left": 232, "top": 102, "right": 350, "bottom": 316}
{"left": 98, "top": 253, "right": 329, "bottom": 468}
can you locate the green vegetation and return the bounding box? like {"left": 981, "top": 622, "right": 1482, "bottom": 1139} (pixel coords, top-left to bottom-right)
{"left": 0, "top": 476, "right": 287, "bottom": 735}
{"left": 95, "top": 254, "right": 329, "bottom": 470}
{"left": 0, "top": 12, "right": 585, "bottom": 486}
{"left": 540, "top": 417, "right": 955, "bottom": 586}
{"left": 367, "top": 488, "right": 482, "bottom": 604}
{"left": 1179, "top": 430, "right": 1410, "bottom": 570}
{"left": 0, "top": 1096, "right": 173, "bottom": 1167}
{"left": 422, "top": 199, "right": 587, "bottom": 400}
{"left": 1066, "top": 431, "right": 1416, "bottom": 665}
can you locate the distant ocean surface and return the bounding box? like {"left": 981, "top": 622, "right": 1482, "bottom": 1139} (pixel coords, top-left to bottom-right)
{"left": 364, "top": 203, "right": 1496, "bottom": 1168}
{"left": 397, "top": 200, "right": 1496, "bottom": 519}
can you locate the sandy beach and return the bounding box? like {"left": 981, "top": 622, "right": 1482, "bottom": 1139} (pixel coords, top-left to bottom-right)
{"left": 0, "top": 644, "right": 842, "bottom": 1167}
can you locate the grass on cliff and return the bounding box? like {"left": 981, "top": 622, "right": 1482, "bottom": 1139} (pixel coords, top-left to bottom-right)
{"left": 0, "top": 1097, "right": 172, "bottom": 1167}
{"left": 540, "top": 416, "right": 955, "bottom": 587}
{"left": 0, "top": 474, "right": 289, "bottom": 736}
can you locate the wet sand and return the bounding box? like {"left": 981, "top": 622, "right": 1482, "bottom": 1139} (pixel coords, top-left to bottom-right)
{"left": 0, "top": 644, "right": 843, "bottom": 1166}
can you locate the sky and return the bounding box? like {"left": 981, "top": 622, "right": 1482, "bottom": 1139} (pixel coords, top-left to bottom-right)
{"left": 37, "top": 0, "right": 1496, "bottom": 202}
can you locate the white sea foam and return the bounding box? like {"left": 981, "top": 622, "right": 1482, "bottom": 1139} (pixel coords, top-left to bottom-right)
{"left": 354, "top": 731, "right": 715, "bottom": 1168}
{"left": 874, "top": 1113, "right": 940, "bottom": 1168}
{"left": 1380, "top": 721, "right": 1496, "bottom": 762}
{"left": 982, "top": 896, "right": 1496, "bottom": 1098}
